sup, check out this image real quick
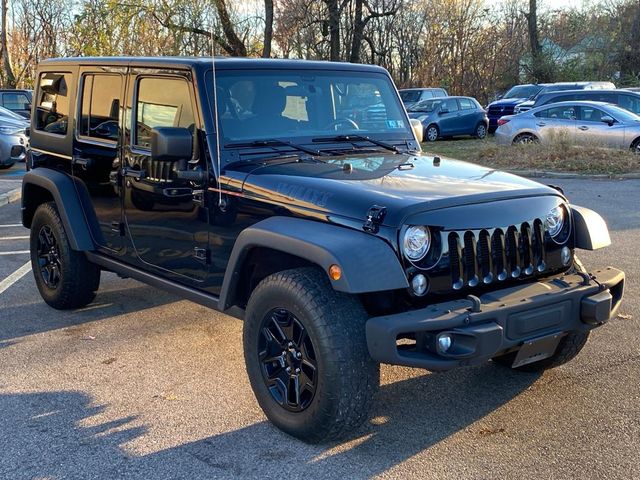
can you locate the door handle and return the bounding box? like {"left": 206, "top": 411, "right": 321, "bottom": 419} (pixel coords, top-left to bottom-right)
{"left": 536, "top": 122, "right": 546, "bottom": 127}
{"left": 578, "top": 126, "right": 589, "bottom": 131}
{"left": 72, "top": 157, "right": 93, "bottom": 168}
{"left": 122, "top": 167, "right": 146, "bottom": 180}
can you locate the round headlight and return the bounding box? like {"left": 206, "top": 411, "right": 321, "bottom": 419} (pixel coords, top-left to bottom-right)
{"left": 544, "top": 205, "right": 565, "bottom": 237}
{"left": 403, "top": 225, "right": 431, "bottom": 261}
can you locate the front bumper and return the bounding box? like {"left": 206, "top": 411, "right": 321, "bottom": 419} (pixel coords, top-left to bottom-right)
{"left": 366, "top": 267, "right": 624, "bottom": 370}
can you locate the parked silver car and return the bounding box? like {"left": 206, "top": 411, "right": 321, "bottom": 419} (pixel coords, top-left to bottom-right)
{"left": 495, "top": 101, "right": 640, "bottom": 153}
{"left": 0, "top": 115, "right": 29, "bottom": 169}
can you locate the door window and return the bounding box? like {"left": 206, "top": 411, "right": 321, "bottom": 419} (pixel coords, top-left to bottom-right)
{"left": 618, "top": 94, "right": 640, "bottom": 115}
{"left": 78, "top": 74, "right": 122, "bottom": 143}
{"left": 535, "top": 106, "right": 576, "bottom": 120}
{"left": 2, "top": 92, "right": 30, "bottom": 110}
{"left": 458, "top": 98, "right": 474, "bottom": 110}
{"left": 35, "top": 72, "right": 71, "bottom": 135}
{"left": 134, "top": 77, "right": 195, "bottom": 149}
{"left": 441, "top": 98, "right": 459, "bottom": 112}
{"left": 577, "top": 106, "right": 607, "bottom": 122}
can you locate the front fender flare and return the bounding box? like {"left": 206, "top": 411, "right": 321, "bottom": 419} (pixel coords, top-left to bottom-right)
{"left": 219, "top": 217, "right": 409, "bottom": 310}
{"left": 22, "top": 169, "right": 96, "bottom": 251}
{"left": 572, "top": 205, "right": 611, "bottom": 250}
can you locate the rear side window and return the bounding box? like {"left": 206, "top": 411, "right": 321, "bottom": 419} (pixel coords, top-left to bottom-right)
{"left": 35, "top": 72, "right": 71, "bottom": 135}
{"left": 536, "top": 105, "right": 576, "bottom": 119}
{"left": 458, "top": 98, "right": 474, "bottom": 110}
{"left": 78, "top": 74, "right": 122, "bottom": 143}
{"left": 618, "top": 94, "right": 640, "bottom": 115}
{"left": 134, "top": 77, "right": 195, "bottom": 149}
{"left": 2, "top": 92, "right": 30, "bottom": 110}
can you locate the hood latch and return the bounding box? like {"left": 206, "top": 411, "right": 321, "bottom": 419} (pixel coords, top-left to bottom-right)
{"left": 363, "top": 205, "right": 387, "bottom": 233}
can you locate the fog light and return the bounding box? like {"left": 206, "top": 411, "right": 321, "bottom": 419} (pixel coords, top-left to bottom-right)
{"left": 437, "top": 333, "right": 452, "bottom": 353}
{"left": 561, "top": 246, "right": 571, "bottom": 266}
{"left": 411, "top": 274, "right": 428, "bottom": 296}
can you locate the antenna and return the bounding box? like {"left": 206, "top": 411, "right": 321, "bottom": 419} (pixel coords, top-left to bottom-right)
{"left": 211, "top": 27, "right": 223, "bottom": 207}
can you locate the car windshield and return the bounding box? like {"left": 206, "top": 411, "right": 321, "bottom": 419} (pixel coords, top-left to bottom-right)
{"left": 399, "top": 90, "right": 421, "bottom": 102}
{"left": 408, "top": 99, "right": 441, "bottom": 112}
{"left": 607, "top": 104, "right": 640, "bottom": 122}
{"left": 503, "top": 85, "right": 542, "bottom": 99}
{"left": 0, "top": 105, "right": 25, "bottom": 121}
{"left": 209, "top": 69, "right": 412, "bottom": 147}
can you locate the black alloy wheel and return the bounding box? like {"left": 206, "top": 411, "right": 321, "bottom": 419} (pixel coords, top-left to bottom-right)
{"left": 258, "top": 308, "right": 318, "bottom": 412}
{"left": 36, "top": 225, "right": 62, "bottom": 289}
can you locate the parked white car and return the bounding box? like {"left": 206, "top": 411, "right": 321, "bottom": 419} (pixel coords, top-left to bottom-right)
{"left": 495, "top": 101, "right": 640, "bottom": 153}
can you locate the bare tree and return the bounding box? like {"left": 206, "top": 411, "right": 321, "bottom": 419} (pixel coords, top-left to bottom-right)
{"left": 0, "top": 0, "right": 16, "bottom": 87}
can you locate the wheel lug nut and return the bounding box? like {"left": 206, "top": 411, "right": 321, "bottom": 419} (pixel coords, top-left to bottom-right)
{"left": 295, "top": 368, "right": 300, "bottom": 374}
{"left": 296, "top": 352, "right": 302, "bottom": 359}
{"left": 288, "top": 341, "right": 293, "bottom": 348}
{"left": 286, "top": 367, "right": 291, "bottom": 373}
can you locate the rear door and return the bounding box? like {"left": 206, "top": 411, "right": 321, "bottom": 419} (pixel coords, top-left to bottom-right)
{"left": 532, "top": 105, "right": 577, "bottom": 143}
{"left": 73, "top": 68, "right": 126, "bottom": 252}
{"left": 456, "top": 98, "right": 478, "bottom": 134}
{"left": 122, "top": 69, "right": 210, "bottom": 283}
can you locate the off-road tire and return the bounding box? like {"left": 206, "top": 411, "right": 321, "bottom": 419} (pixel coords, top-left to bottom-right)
{"left": 243, "top": 267, "right": 379, "bottom": 443}
{"left": 30, "top": 201, "right": 100, "bottom": 309}
{"left": 492, "top": 330, "right": 590, "bottom": 372}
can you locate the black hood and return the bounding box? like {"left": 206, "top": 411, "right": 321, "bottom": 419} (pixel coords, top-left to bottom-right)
{"left": 223, "top": 152, "right": 559, "bottom": 227}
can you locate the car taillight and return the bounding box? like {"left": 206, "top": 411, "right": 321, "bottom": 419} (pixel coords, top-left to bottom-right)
{"left": 497, "top": 118, "right": 510, "bottom": 126}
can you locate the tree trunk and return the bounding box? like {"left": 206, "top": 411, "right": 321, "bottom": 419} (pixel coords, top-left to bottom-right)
{"left": 214, "top": 0, "right": 247, "bottom": 57}
{"left": 350, "top": 0, "right": 365, "bottom": 63}
{"left": 0, "top": 0, "right": 16, "bottom": 87}
{"left": 526, "top": 0, "right": 551, "bottom": 82}
{"left": 262, "top": 0, "right": 274, "bottom": 58}
{"left": 324, "top": 0, "right": 341, "bottom": 61}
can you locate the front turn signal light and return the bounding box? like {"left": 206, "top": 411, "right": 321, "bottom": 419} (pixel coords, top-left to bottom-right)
{"left": 329, "top": 264, "right": 342, "bottom": 281}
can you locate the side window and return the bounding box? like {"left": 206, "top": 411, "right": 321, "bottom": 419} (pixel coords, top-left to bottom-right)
{"left": 458, "top": 98, "right": 474, "bottom": 110}
{"left": 578, "top": 106, "right": 606, "bottom": 122}
{"left": 442, "top": 98, "right": 459, "bottom": 112}
{"left": 3, "top": 93, "right": 30, "bottom": 110}
{"left": 134, "top": 77, "right": 195, "bottom": 149}
{"left": 618, "top": 94, "right": 640, "bottom": 115}
{"left": 538, "top": 105, "right": 576, "bottom": 120}
{"left": 35, "top": 72, "right": 71, "bottom": 135}
{"left": 78, "top": 74, "right": 122, "bottom": 143}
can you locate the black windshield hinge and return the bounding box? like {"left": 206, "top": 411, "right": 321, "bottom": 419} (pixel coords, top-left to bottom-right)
{"left": 194, "top": 247, "right": 211, "bottom": 264}
{"left": 363, "top": 205, "right": 387, "bottom": 233}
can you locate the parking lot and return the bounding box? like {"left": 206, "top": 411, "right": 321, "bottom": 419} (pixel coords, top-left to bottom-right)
{"left": 1, "top": 161, "right": 639, "bottom": 479}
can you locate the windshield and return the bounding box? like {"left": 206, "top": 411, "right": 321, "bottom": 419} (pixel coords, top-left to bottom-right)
{"left": 607, "top": 105, "right": 640, "bottom": 122}
{"left": 209, "top": 70, "right": 411, "bottom": 145}
{"left": 503, "top": 85, "right": 542, "bottom": 99}
{"left": 408, "top": 98, "right": 441, "bottom": 112}
{"left": 399, "top": 90, "right": 421, "bottom": 102}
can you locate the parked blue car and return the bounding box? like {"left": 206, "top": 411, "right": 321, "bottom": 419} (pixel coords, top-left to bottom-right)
{"left": 406, "top": 96, "right": 488, "bottom": 141}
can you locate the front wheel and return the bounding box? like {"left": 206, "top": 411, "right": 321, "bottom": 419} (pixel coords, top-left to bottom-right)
{"left": 243, "top": 268, "right": 379, "bottom": 443}
{"left": 425, "top": 124, "right": 439, "bottom": 142}
{"left": 630, "top": 137, "right": 640, "bottom": 155}
{"left": 492, "top": 330, "right": 590, "bottom": 372}
{"left": 30, "top": 202, "right": 101, "bottom": 309}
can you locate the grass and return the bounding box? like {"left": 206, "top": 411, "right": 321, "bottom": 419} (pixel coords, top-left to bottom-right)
{"left": 421, "top": 137, "right": 640, "bottom": 175}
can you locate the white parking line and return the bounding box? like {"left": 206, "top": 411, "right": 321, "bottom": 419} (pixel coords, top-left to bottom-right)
{"left": 0, "top": 236, "right": 29, "bottom": 241}
{"left": 0, "top": 250, "right": 29, "bottom": 255}
{"left": 0, "top": 261, "right": 32, "bottom": 295}
{"left": 0, "top": 224, "right": 23, "bottom": 228}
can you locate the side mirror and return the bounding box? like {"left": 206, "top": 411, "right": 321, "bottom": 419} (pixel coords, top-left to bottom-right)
{"left": 601, "top": 115, "right": 615, "bottom": 126}
{"left": 151, "top": 127, "right": 193, "bottom": 161}
{"left": 409, "top": 118, "right": 423, "bottom": 143}
{"left": 438, "top": 109, "right": 449, "bottom": 115}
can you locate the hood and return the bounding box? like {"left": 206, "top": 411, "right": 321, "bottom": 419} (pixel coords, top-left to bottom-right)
{"left": 489, "top": 98, "right": 529, "bottom": 107}
{"left": 0, "top": 116, "right": 28, "bottom": 129}
{"left": 224, "top": 152, "right": 559, "bottom": 227}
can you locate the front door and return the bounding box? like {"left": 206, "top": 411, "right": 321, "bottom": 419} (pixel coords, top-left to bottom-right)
{"left": 437, "top": 98, "right": 461, "bottom": 135}
{"left": 123, "top": 71, "right": 210, "bottom": 283}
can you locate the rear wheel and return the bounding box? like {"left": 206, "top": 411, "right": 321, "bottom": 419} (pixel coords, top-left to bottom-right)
{"left": 492, "top": 330, "right": 590, "bottom": 372}
{"left": 425, "top": 124, "right": 439, "bottom": 142}
{"left": 30, "top": 202, "right": 100, "bottom": 309}
{"left": 513, "top": 133, "right": 538, "bottom": 145}
{"left": 243, "top": 267, "right": 379, "bottom": 443}
{"left": 474, "top": 122, "right": 487, "bottom": 139}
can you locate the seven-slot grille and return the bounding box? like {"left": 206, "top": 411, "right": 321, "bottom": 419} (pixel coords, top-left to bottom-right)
{"left": 447, "top": 220, "right": 546, "bottom": 290}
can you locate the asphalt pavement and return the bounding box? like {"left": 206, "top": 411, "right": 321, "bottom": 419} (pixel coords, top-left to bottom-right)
{"left": 0, "top": 177, "right": 638, "bottom": 480}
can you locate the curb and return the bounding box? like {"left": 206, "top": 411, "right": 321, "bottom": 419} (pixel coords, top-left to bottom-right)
{"left": 508, "top": 169, "right": 640, "bottom": 180}
{"left": 0, "top": 188, "right": 21, "bottom": 207}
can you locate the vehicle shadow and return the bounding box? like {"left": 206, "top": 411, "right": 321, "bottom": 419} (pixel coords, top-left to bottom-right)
{"left": 0, "top": 364, "right": 540, "bottom": 479}
{"left": 0, "top": 281, "right": 177, "bottom": 342}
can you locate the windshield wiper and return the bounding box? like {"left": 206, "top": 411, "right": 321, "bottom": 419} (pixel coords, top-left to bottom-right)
{"left": 225, "top": 139, "right": 325, "bottom": 157}
{"left": 223, "top": 152, "right": 325, "bottom": 171}
{"left": 312, "top": 134, "right": 400, "bottom": 153}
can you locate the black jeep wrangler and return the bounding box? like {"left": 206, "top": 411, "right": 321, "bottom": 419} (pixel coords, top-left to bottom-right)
{"left": 23, "top": 57, "right": 624, "bottom": 443}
